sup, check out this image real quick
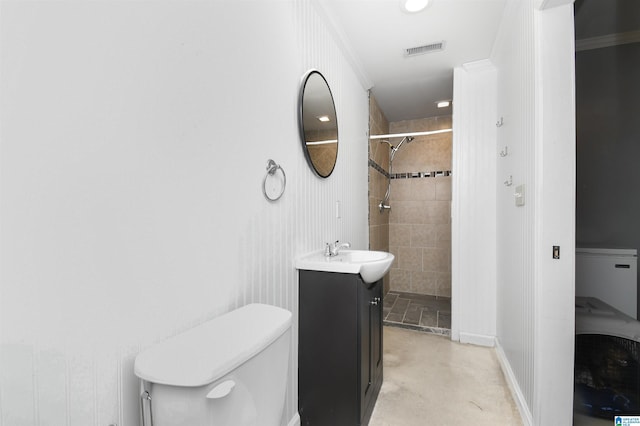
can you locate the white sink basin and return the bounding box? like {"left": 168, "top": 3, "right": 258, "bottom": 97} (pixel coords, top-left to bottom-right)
{"left": 295, "top": 249, "right": 395, "bottom": 284}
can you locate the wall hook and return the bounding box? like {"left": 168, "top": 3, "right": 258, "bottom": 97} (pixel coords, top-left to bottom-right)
{"left": 496, "top": 117, "right": 504, "bottom": 127}
{"left": 499, "top": 146, "right": 508, "bottom": 157}
{"left": 504, "top": 175, "right": 513, "bottom": 186}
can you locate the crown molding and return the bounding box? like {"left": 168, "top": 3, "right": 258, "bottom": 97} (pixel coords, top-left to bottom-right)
{"left": 310, "top": 0, "right": 374, "bottom": 90}
{"left": 536, "top": 0, "right": 575, "bottom": 11}
{"left": 462, "top": 59, "right": 496, "bottom": 73}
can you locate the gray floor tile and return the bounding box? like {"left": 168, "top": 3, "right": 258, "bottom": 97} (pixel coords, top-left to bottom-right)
{"left": 385, "top": 312, "right": 405, "bottom": 323}
{"left": 437, "top": 311, "right": 451, "bottom": 329}
{"left": 383, "top": 291, "right": 451, "bottom": 334}
{"left": 383, "top": 293, "right": 398, "bottom": 310}
{"left": 403, "top": 306, "right": 422, "bottom": 325}
{"left": 419, "top": 308, "right": 438, "bottom": 327}
{"left": 390, "top": 297, "right": 410, "bottom": 315}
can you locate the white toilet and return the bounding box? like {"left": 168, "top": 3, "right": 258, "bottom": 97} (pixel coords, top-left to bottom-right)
{"left": 134, "top": 303, "right": 292, "bottom": 426}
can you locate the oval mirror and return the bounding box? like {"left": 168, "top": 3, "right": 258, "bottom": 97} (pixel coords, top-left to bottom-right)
{"left": 298, "top": 70, "right": 338, "bottom": 178}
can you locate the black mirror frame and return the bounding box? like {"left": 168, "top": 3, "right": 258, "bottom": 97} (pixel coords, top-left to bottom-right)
{"left": 298, "top": 69, "right": 338, "bottom": 178}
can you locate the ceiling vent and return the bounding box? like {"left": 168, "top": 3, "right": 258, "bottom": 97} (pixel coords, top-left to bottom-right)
{"left": 405, "top": 41, "right": 445, "bottom": 57}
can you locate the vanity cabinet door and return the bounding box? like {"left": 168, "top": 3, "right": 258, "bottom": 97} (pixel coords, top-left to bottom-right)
{"left": 360, "top": 279, "right": 383, "bottom": 425}
{"left": 298, "top": 271, "right": 383, "bottom": 426}
{"left": 371, "top": 280, "right": 383, "bottom": 387}
{"left": 360, "top": 285, "right": 372, "bottom": 416}
{"left": 299, "top": 270, "right": 360, "bottom": 426}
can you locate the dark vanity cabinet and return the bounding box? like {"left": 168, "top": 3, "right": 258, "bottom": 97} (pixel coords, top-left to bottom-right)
{"left": 298, "top": 270, "right": 383, "bottom": 426}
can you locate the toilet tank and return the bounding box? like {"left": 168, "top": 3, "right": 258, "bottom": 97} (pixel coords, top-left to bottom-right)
{"left": 576, "top": 248, "right": 637, "bottom": 319}
{"left": 134, "top": 303, "right": 292, "bottom": 426}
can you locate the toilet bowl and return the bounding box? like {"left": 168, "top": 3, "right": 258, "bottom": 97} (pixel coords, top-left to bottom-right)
{"left": 134, "top": 303, "right": 292, "bottom": 426}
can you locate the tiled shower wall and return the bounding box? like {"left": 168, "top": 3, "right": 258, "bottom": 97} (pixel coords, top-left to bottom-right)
{"left": 388, "top": 116, "right": 452, "bottom": 297}
{"left": 368, "top": 95, "right": 391, "bottom": 293}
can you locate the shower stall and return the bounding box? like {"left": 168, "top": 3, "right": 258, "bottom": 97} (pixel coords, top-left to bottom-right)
{"left": 368, "top": 95, "right": 453, "bottom": 333}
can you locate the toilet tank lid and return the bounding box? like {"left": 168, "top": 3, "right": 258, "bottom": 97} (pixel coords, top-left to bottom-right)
{"left": 134, "top": 303, "right": 292, "bottom": 387}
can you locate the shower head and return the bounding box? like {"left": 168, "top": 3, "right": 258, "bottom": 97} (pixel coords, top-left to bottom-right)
{"left": 390, "top": 136, "right": 412, "bottom": 161}
{"left": 397, "top": 136, "right": 414, "bottom": 146}
{"left": 392, "top": 136, "right": 413, "bottom": 153}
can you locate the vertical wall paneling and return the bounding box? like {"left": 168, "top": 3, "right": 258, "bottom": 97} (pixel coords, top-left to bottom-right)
{"left": 489, "top": 1, "right": 576, "bottom": 425}
{"left": 533, "top": 4, "right": 576, "bottom": 425}
{"left": 491, "top": 0, "right": 536, "bottom": 416}
{"left": 451, "top": 61, "right": 497, "bottom": 346}
{"left": 0, "top": 1, "right": 369, "bottom": 425}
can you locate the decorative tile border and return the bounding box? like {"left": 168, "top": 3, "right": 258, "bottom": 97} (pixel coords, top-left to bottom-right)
{"left": 368, "top": 158, "right": 390, "bottom": 178}
{"left": 390, "top": 170, "right": 452, "bottom": 179}
{"left": 368, "top": 158, "right": 452, "bottom": 180}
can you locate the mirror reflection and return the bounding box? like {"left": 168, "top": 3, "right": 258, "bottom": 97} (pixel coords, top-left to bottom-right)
{"left": 299, "top": 70, "right": 338, "bottom": 178}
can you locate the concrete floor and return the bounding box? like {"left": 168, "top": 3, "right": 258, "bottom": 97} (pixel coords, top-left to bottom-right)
{"left": 369, "top": 326, "right": 522, "bottom": 426}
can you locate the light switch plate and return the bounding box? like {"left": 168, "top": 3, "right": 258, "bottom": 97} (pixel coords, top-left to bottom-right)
{"left": 515, "top": 184, "right": 525, "bottom": 206}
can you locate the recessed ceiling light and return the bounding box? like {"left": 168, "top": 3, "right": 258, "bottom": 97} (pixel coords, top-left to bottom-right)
{"left": 317, "top": 115, "right": 330, "bottom": 122}
{"left": 436, "top": 100, "right": 450, "bottom": 108}
{"left": 401, "top": 0, "right": 430, "bottom": 13}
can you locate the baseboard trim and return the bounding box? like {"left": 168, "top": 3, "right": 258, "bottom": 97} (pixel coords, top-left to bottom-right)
{"left": 459, "top": 331, "right": 495, "bottom": 347}
{"left": 287, "top": 412, "right": 300, "bottom": 426}
{"left": 495, "top": 339, "right": 533, "bottom": 426}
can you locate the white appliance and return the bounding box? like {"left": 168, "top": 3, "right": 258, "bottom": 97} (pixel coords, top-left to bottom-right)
{"left": 576, "top": 248, "right": 637, "bottom": 319}
{"left": 574, "top": 297, "right": 640, "bottom": 419}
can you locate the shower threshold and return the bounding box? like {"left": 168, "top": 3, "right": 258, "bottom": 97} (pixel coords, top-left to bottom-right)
{"left": 383, "top": 291, "right": 451, "bottom": 337}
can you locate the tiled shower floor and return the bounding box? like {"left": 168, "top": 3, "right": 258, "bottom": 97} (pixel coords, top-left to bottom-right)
{"left": 383, "top": 291, "right": 451, "bottom": 336}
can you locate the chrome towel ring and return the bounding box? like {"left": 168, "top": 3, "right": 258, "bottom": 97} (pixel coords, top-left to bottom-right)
{"left": 263, "top": 159, "right": 286, "bottom": 201}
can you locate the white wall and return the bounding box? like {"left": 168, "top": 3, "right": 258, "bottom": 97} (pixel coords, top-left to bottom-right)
{"left": 489, "top": 0, "right": 575, "bottom": 425}
{"left": 0, "top": 1, "right": 370, "bottom": 425}
{"left": 452, "top": 1, "right": 575, "bottom": 424}
{"left": 533, "top": 4, "right": 575, "bottom": 424}
{"left": 451, "top": 60, "right": 497, "bottom": 347}
{"left": 491, "top": 1, "right": 538, "bottom": 419}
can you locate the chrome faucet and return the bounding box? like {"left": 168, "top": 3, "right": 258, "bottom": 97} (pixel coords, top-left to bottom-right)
{"left": 325, "top": 240, "right": 351, "bottom": 257}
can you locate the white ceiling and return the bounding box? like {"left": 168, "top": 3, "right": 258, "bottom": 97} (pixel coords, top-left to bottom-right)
{"left": 319, "top": 0, "right": 507, "bottom": 122}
